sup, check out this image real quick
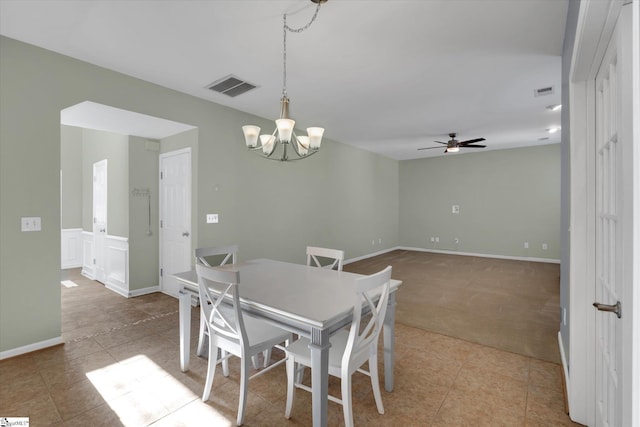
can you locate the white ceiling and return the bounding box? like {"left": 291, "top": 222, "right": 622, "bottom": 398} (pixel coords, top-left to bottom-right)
{"left": 0, "top": 0, "right": 568, "bottom": 160}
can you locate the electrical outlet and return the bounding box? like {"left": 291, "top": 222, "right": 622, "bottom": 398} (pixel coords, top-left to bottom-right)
{"left": 378, "top": 238, "right": 382, "bottom": 244}
{"left": 542, "top": 243, "right": 548, "bottom": 250}
{"left": 206, "top": 214, "right": 218, "bottom": 224}
{"left": 371, "top": 239, "right": 375, "bottom": 245}
{"left": 435, "top": 237, "right": 439, "bottom": 243}
{"left": 524, "top": 242, "right": 529, "bottom": 249}
{"left": 430, "top": 237, "right": 435, "bottom": 242}
{"left": 452, "top": 205, "right": 460, "bottom": 214}
{"left": 454, "top": 237, "right": 459, "bottom": 244}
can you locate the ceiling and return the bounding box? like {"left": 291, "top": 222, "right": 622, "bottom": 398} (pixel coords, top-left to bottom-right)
{"left": 0, "top": 0, "right": 568, "bottom": 160}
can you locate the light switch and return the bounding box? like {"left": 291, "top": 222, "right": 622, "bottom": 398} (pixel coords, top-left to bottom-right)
{"left": 206, "top": 214, "right": 219, "bottom": 224}
{"left": 452, "top": 205, "right": 460, "bottom": 214}
{"left": 21, "top": 217, "right": 41, "bottom": 232}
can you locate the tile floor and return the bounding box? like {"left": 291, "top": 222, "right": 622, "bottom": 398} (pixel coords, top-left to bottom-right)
{"left": 0, "top": 268, "right": 582, "bottom": 426}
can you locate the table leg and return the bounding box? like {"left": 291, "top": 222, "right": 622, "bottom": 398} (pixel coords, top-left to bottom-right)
{"left": 309, "top": 327, "right": 331, "bottom": 427}
{"left": 179, "top": 290, "right": 191, "bottom": 372}
{"left": 383, "top": 290, "right": 397, "bottom": 392}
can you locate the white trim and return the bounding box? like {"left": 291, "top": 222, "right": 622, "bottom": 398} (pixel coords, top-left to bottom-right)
{"left": 61, "top": 228, "right": 83, "bottom": 269}
{"left": 558, "top": 331, "right": 571, "bottom": 409}
{"left": 129, "top": 285, "right": 160, "bottom": 297}
{"left": 344, "top": 246, "right": 560, "bottom": 265}
{"left": 0, "top": 336, "right": 63, "bottom": 360}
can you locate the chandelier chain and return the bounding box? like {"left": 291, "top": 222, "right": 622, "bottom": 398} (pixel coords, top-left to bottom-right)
{"left": 282, "top": 2, "right": 322, "bottom": 96}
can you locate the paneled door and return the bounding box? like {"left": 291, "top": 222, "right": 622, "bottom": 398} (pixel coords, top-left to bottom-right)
{"left": 159, "top": 148, "right": 191, "bottom": 297}
{"left": 592, "top": 4, "right": 635, "bottom": 426}
{"left": 93, "top": 159, "right": 107, "bottom": 284}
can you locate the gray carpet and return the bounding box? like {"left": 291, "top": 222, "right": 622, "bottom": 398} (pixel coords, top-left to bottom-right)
{"left": 345, "top": 250, "right": 561, "bottom": 363}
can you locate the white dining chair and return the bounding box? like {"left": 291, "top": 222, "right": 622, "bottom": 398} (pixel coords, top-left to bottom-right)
{"left": 284, "top": 265, "right": 392, "bottom": 427}
{"left": 306, "top": 246, "right": 345, "bottom": 271}
{"left": 195, "top": 245, "right": 238, "bottom": 358}
{"left": 196, "top": 263, "right": 292, "bottom": 426}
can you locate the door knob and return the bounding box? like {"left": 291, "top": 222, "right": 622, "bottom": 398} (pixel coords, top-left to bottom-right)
{"left": 182, "top": 232, "right": 190, "bottom": 237}
{"left": 100, "top": 228, "right": 106, "bottom": 233}
{"left": 593, "top": 301, "right": 621, "bottom": 318}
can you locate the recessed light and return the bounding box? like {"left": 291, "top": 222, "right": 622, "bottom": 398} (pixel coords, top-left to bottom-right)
{"left": 547, "top": 127, "right": 560, "bottom": 134}
{"left": 546, "top": 104, "right": 562, "bottom": 111}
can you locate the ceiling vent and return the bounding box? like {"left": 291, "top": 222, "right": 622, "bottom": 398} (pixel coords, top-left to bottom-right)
{"left": 534, "top": 85, "right": 555, "bottom": 97}
{"left": 207, "top": 75, "right": 257, "bottom": 97}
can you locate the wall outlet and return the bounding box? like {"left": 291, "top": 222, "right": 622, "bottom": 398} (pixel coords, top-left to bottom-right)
{"left": 430, "top": 237, "right": 435, "bottom": 242}
{"left": 454, "top": 237, "right": 459, "bottom": 244}
{"left": 206, "top": 214, "right": 218, "bottom": 224}
{"left": 542, "top": 243, "right": 548, "bottom": 250}
{"left": 371, "top": 239, "right": 375, "bottom": 245}
{"left": 435, "top": 237, "right": 439, "bottom": 243}
{"left": 378, "top": 238, "right": 382, "bottom": 244}
{"left": 524, "top": 242, "right": 529, "bottom": 249}
{"left": 21, "top": 217, "right": 41, "bottom": 232}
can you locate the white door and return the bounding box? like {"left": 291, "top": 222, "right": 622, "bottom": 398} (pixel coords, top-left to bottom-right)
{"left": 93, "top": 159, "right": 108, "bottom": 284}
{"left": 159, "top": 148, "right": 191, "bottom": 297}
{"left": 592, "top": 4, "right": 635, "bottom": 426}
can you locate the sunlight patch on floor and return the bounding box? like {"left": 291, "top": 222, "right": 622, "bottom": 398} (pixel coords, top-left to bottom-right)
{"left": 61, "top": 280, "right": 78, "bottom": 288}
{"left": 85, "top": 354, "right": 231, "bottom": 426}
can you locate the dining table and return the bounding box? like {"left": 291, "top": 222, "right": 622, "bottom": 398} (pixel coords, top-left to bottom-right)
{"left": 171, "top": 258, "right": 402, "bottom": 427}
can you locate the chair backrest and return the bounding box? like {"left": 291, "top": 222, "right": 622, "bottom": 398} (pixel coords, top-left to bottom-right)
{"left": 342, "top": 266, "right": 392, "bottom": 369}
{"left": 195, "top": 244, "right": 238, "bottom": 267}
{"left": 306, "top": 246, "right": 344, "bottom": 271}
{"left": 195, "top": 263, "right": 247, "bottom": 347}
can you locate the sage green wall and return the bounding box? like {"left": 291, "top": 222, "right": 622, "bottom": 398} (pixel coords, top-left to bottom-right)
{"left": 60, "top": 125, "right": 83, "bottom": 229}
{"left": 81, "top": 128, "right": 129, "bottom": 237}
{"left": 399, "top": 144, "right": 561, "bottom": 260}
{"left": 0, "top": 36, "right": 399, "bottom": 353}
{"left": 129, "top": 137, "right": 159, "bottom": 290}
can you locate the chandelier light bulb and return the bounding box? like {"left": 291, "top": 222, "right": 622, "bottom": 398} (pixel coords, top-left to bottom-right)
{"left": 242, "top": 125, "right": 260, "bottom": 148}
{"left": 307, "top": 127, "right": 325, "bottom": 149}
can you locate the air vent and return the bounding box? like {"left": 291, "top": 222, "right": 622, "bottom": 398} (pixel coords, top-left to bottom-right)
{"left": 207, "top": 75, "right": 257, "bottom": 97}
{"left": 534, "top": 86, "right": 555, "bottom": 97}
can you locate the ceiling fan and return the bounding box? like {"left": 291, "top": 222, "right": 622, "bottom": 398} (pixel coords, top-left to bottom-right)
{"left": 418, "top": 133, "right": 486, "bottom": 153}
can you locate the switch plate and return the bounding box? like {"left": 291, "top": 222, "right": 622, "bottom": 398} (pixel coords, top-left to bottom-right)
{"left": 452, "top": 205, "right": 460, "bottom": 214}
{"left": 206, "top": 214, "right": 219, "bottom": 224}
{"left": 21, "top": 217, "right": 41, "bottom": 232}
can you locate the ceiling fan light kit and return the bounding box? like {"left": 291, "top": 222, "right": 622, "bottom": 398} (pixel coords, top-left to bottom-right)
{"left": 242, "top": 0, "right": 327, "bottom": 162}
{"left": 418, "top": 132, "right": 487, "bottom": 154}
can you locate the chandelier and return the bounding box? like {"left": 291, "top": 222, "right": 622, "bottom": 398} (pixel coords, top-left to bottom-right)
{"left": 242, "top": 0, "right": 327, "bottom": 161}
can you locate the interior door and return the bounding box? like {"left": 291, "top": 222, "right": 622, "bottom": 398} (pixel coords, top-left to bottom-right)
{"left": 159, "top": 148, "right": 191, "bottom": 297}
{"left": 593, "top": 4, "right": 634, "bottom": 426}
{"left": 93, "top": 159, "right": 107, "bottom": 284}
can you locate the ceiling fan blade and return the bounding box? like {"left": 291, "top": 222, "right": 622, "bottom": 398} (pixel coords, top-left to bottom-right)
{"left": 433, "top": 140, "right": 448, "bottom": 145}
{"left": 417, "top": 146, "right": 444, "bottom": 150}
{"left": 462, "top": 144, "right": 486, "bottom": 148}
{"left": 459, "top": 138, "right": 485, "bottom": 145}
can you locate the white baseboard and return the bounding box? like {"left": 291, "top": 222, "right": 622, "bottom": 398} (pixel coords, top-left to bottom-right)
{"left": 396, "top": 246, "right": 560, "bottom": 264}
{"left": 0, "top": 336, "right": 64, "bottom": 360}
{"left": 346, "top": 246, "right": 560, "bottom": 265}
{"left": 129, "top": 285, "right": 160, "bottom": 297}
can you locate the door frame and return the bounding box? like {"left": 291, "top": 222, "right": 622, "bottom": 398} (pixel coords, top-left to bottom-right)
{"left": 568, "top": 0, "right": 639, "bottom": 425}
{"left": 92, "top": 158, "right": 108, "bottom": 284}
{"left": 159, "top": 147, "right": 192, "bottom": 295}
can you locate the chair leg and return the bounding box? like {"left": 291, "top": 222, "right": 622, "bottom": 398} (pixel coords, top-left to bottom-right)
{"left": 237, "top": 355, "right": 250, "bottom": 426}
{"left": 222, "top": 350, "right": 230, "bottom": 377}
{"left": 202, "top": 337, "right": 218, "bottom": 401}
{"left": 262, "top": 348, "right": 271, "bottom": 368}
{"left": 251, "top": 354, "right": 260, "bottom": 370}
{"left": 341, "top": 371, "right": 354, "bottom": 427}
{"left": 197, "top": 315, "right": 207, "bottom": 357}
{"left": 284, "top": 355, "right": 296, "bottom": 419}
{"left": 369, "top": 354, "right": 384, "bottom": 415}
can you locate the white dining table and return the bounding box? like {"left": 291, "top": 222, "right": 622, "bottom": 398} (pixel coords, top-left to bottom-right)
{"left": 171, "top": 258, "right": 401, "bottom": 427}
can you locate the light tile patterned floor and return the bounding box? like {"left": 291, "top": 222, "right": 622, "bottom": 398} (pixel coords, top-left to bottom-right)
{"left": 0, "top": 268, "right": 581, "bottom": 426}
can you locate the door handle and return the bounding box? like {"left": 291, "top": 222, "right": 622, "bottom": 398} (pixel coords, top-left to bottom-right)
{"left": 100, "top": 228, "right": 106, "bottom": 233}
{"left": 182, "top": 232, "right": 190, "bottom": 237}
{"left": 593, "top": 301, "right": 622, "bottom": 318}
